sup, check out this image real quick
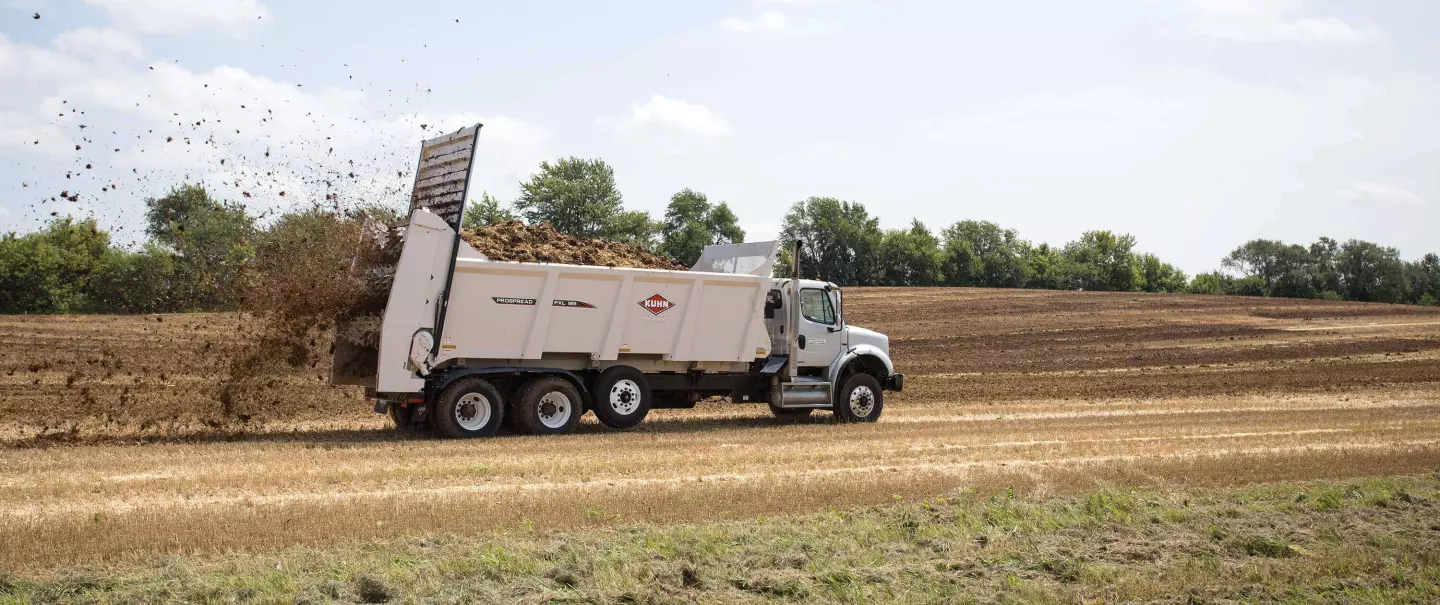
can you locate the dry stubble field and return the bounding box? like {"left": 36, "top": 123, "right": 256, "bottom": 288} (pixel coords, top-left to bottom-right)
{"left": 3, "top": 288, "right": 1440, "bottom": 601}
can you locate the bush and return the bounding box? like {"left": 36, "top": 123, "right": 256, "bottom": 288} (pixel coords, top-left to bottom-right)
{"left": 1188, "top": 272, "right": 1228, "bottom": 295}
{"left": 0, "top": 217, "right": 113, "bottom": 313}
{"left": 1228, "top": 276, "right": 1267, "bottom": 297}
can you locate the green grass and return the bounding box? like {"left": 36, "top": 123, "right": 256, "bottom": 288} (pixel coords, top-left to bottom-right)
{"left": 3, "top": 474, "right": 1439, "bottom": 604}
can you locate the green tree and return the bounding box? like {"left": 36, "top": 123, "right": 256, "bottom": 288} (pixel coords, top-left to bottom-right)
{"left": 461, "top": 191, "right": 516, "bottom": 229}
{"left": 1139, "top": 253, "right": 1188, "bottom": 293}
{"left": 1023, "top": 243, "right": 1070, "bottom": 290}
{"left": 1403, "top": 253, "right": 1439, "bottom": 305}
{"left": 513, "top": 157, "right": 624, "bottom": 239}
{"left": 659, "top": 188, "right": 745, "bottom": 264}
{"left": 1229, "top": 275, "right": 1268, "bottom": 296}
{"left": 0, "top": 217, "right": 115, "bottom": 313}
{"left": 1062, "top": 230, "right": 1140, "bottom": 291}
{"left": 604, "top": 209, "right": 662, "bottom": 250}
{"left": 877, "top": 220, "right": 942, "bottom": 286}
{"left": 1336, "top": 239, "right": 1409, "bottom": 303}
{"left": 1222, "top": 239, "right": 1287, "bottom": 289}
{"left": 939, "top": 220, "right": 1029, "bottom": 288}
{"left": 144, "top": 184, "right": 256, "bottom": 310}
{"left": 1221, "top": 239, "right": 1317, "bottom": 298}
{"left": 777, "top": 197, "right": 883, "bottom": 286}
{"left": 1307, "top": 237, "right": 1342, "bottom": 296}
{"left": 89, "top": 244, "right": 180, "bottom": 313}
{"left": 1188, "top": 272, "right": 1230, "bottom": 295}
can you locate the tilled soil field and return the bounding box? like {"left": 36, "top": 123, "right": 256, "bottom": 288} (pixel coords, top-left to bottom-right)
{"left": 2, "top": 288, "right": 1439, "bottom": 571}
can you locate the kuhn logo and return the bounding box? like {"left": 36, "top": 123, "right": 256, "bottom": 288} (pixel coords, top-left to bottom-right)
{"left": 639, "top": 294, "right": 673, "bottom": 315}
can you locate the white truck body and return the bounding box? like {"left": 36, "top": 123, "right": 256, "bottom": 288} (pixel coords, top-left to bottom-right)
{"left": 377, "top": 210, "right": 774, "bottom": 393}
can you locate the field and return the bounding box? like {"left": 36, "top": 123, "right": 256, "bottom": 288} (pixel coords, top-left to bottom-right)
{"left": 3, "top": 288, "right": 1440, "bottom": 602}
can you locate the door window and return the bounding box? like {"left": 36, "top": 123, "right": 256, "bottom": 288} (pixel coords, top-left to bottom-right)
{"left": 800, "top": 288, "right": 836, "bottom": 325}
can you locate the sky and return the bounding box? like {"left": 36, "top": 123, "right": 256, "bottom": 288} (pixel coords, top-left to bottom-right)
{"left": 2, "top": 0, "right": 1436, "bottom": 273}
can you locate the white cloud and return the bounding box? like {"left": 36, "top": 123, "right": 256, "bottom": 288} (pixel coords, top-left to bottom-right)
{"left": 53, "top": 28, "right": 144, "bottom": 60}
{"left": 722, "top": 11, "right": 789, "bottom": 33}
{"left": 606, "top": 94, "right": 732, "bottom": 137}
{"left": 82, "top": 0, "right": 272, "bottom": 36}
{"left": 721, "top": 10, "right": 833, "bottom": 36}
{"left": 1195, "top": 16, "right": 1381, "bottom": 44}
{"left": 1190, "top": 0, "right": 1304, "bottom": 17}
{"left": 1188, "top": 0, "right": 1381, "bottom": 44}
{"left": 1337, "top": 181, "right": 1422, "bottom": 206}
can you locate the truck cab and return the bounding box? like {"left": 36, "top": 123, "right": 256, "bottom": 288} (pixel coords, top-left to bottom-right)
{"left": 763, "top": 277, "right": 904, "bottom": 421}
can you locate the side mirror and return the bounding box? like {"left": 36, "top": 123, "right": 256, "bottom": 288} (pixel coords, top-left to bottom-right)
{"left": 763, "top": 290, "right": 782, "bottom": 319}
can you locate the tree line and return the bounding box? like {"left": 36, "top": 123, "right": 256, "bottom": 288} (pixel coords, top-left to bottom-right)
{"left": 3, "top": 156, "right": 1436, "bottom": 314}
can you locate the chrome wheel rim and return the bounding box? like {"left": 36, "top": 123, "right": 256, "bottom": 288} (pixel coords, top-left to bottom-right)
{"left": 537, "top": 391, "right": 573, "bottom": 429}
{"left": 609, "top": 379, "right": 641, "bottom": 415}
{"left": 455, "top": 392, "right": 492, "bottom": 430}
{"left": 849, "top": 385, "right": 875, "bottom": 417}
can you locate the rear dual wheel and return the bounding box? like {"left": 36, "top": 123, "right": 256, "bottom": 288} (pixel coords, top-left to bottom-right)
{"left": 511, "top": 377, "right": 582, "bottom": 435}
{"left": 432, "top": 377, "right": 505, "bottom": 438}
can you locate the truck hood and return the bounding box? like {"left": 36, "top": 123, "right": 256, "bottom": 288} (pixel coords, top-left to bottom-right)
{"left": 846, "top": 325, "right": 889, "bottom": 355}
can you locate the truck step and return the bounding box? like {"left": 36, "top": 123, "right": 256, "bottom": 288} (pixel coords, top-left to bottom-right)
{"left": 778, "top": 378, "right": 832, "bottom": 408}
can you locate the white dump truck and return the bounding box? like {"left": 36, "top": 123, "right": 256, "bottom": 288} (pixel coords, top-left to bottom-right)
{"left": 335, "top": 125, "right": 902, "bottom": 437}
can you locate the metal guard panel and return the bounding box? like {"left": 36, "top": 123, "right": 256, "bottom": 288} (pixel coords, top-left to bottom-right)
{"left": 409, "top": 124, "right": 481, "bottom": 231}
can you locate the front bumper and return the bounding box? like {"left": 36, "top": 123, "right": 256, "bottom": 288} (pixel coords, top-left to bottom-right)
{"left": 884, "top": 373, "right": 904, "bottom": 392}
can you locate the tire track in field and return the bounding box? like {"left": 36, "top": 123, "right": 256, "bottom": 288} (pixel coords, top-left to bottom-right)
{"left": 9, "top": 433, "right": 1435, "bottom": 519}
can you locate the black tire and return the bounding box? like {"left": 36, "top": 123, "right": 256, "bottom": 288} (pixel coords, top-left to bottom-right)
{"left": 592, "top": 366, "right": 651, "bottom": 430}
{"left": 833, "top": 373, "right": 883, "bottom": 423}
{"left": 511, "top": 376, "right": 583, "bottom": 435}
{"left": 387, "top": 402, "right": 417, "bottom": 435}
{"left": 768, "top": 404, "right": 813, "bottom": 419}
{"left": 431, "top": 377, "right": 504, "bottom": 438}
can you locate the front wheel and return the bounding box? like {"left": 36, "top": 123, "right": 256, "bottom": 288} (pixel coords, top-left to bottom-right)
{"left": 592, "top": 366, "right": 651, "bottom": 430}
{"left": 432, "top": 377, "right": 505, "bottom": 438}
{"left": 833, "top": 373, "right": 883, "bottom": 423}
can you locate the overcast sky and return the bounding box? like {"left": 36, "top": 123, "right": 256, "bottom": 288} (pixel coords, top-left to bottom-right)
{"left": 2, "top": 0, "right": 1436, "bottom": 272}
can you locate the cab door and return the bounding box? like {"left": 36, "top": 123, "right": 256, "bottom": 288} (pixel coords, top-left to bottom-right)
{"left": 795, "top": 287, "right": 844, "bottom": 369}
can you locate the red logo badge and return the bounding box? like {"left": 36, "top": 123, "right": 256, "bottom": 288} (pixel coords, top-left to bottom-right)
{"left": 639, "top": 294, "right": 673, "bottom": 315}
